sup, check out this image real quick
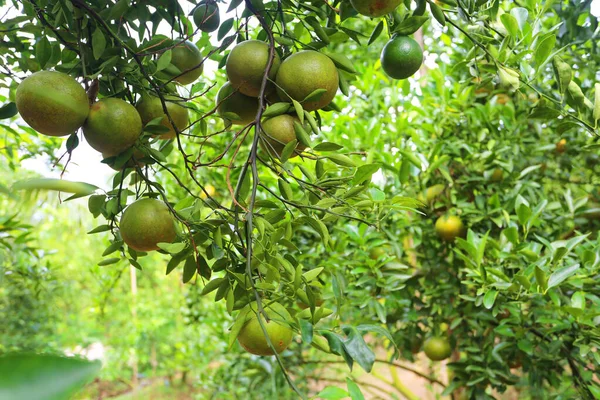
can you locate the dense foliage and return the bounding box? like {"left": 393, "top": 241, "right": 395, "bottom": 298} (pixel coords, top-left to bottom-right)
{"left": 1, "top": 0, "right": 600, "bottom": 398}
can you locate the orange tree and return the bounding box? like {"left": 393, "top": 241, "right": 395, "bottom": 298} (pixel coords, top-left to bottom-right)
{"left": 1, "top": 0, "right": 600, "bottom": 398}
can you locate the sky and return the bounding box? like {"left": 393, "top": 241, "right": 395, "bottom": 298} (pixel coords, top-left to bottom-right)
{"left": 4, "top": 1, "right": 600, "bottom": 190}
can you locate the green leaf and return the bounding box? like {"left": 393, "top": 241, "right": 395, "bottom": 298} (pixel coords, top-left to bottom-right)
{"left": 529, "top": 107, "right": 561, "bottom": 119}
{"left": 92, "top": 27, "right": 106, "bottom": 60}
{"left": 368, "top": 21, "right": 384, "bottom": 45}
{"left": 346, "top": 378, "right": 365, "bottom": 400}
{"left": 552, "top": 57, "right": 572, "bottom": 94}
{"left": 341, "top": 325, "right": 375, "bottom": 372}
{"left": 500, "top": 14, "right": 519, "bottom": 37}
{"left": 129, "top": 258, "right": 142, "bottom": 270}
{"left": 429, "top": 2, "right": 446, "bottom": 26}
{"left": 534, "top": 34, "right": 556, "bottom": 67}
{"left": 279, "top": 139, "right": 298, "bottom": 162}
{"left": 483, "top": 290, "right": 498, "bottom": 309}
{"left": 352, "top": 163, "right": 380, "bottom": 185}
{"left": 35, "top": 37, "right": 52, "bottom": 69}
{"left": 594, "top": 83, "right": 600, "bottom": 121}
{"left": 217, "top": 18, "right": 234, "bottom": 41}
{"left": 302, "top": 88, "right": 328, "bottom": 103}
{"left": 317, "top": 386, "right": 349, "bottom": 400}
{"left": 326, "top": 154, "right": 356, "bottom": 167}
{"left": 313, "top": 142, "right": 343, "bottom": 151}
{"left": 0, "top": 353, "right": 100, "bottom": 400}
{"left": 262, "top": 102, "right": 291, "bottom": 118}
{"left": 156, "top": 49, "right": 172, "bottom": 72}
{"left": 293, "top": 121, "right": 312, "bottom": 148}
{"left": 0, "top": 102, "right": 18, "bottom": 120}
{"left": 87, "top": 225, "right": 111, "bottom": 234}
{"left": 102, "top": 241, "right": 123, "bottom": 257}
{"left": 98, "top": 257, "right": 120, "bottom": 266}
{"left": 13, "top": 178, "right": 98, "bottom": 195}
{"left": 299, "top": 319, "right": 313, "bottom": 344}
{"left": 326, "top": 53, "right": 356, "bottom": 74}
{"left": 292, "top": 99, "right": 304, "bottom": 124}
{"left": 510, "top": 7, "right": 529, "bottom": 31}
{"left": 393, "top": 16, "right": 430, "bottom": 35}
{"left": 303, "top": 267, "right": 324, "bottom": 282}
{"left": 156, "top": 242, "right": 186, "bottom": 254}
{"left": 183, "top": 256, "right": 196, "bottom": 283}
{"left": 548, "top": 263, "right": 580, "bottom": 289}
{"left": 201, "top": 277, "right": 225, "bottom": 295}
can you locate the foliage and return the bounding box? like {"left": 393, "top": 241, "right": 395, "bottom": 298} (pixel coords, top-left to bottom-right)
{"left": 1, "top": 0, "right": 600, "bottom": 399}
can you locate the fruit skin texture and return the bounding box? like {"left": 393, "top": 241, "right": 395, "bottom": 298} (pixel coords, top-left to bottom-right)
{"left": 435, "top": 215, "right": 465, "bottom": 242}
{"left": 83, "top": 98, "right": 142, "bottom": 157}
{"left": 216, "top": 82, "right": 259, "bottom": 125}
{"left": 350, "top": 0, "right": 401, "bottom": 17}
{"left": 136, "top": 95, "right": 189, "bottom": 139}
{"left": 423, "top": 337, "right": 452, "bottom": 361}
{"left": 380, "top": 36, "right": 423, "bottom": 80}
{"left": 193, "top": 3, "right": 220, "bottom": 33}
{"left": 238, "top": 302, "right": 293, "bottom": 356}
{"left": 276, "top": 50, "right": 339, "bottom": 111}
{"left": 120, "top": 198, "right": 177, "bottom": 252}
{"left": 260, "top": 114, "right": 306, "bottom": 159}
{"left": 226, "top": 40, "right": 281, "bottom": 97}
{"left": 16, "top": 71, "right": 89, "bottom": 137}
{"left": 170, "top": 40, "right": 204, "bottom": 85}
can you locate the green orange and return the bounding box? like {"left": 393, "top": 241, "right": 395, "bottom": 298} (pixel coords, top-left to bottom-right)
{"left": 16, "top": 71, "right": 89, "bottom": 137}
{"left": 275, "top": 50, "right": 339, "bottom": 111}
{"left": 216, "top": 82, "right": 259, "bottom": 125}
{"left": 435, "top": 215, "right": 465, "bottom": 242}
{"left": 237, "top": 302, "right": 293, "bottom": 356}
{"left": 170, "top": 40, "right": 204, "bottom": 85}
{"left": 193, "top": 3, "right": 220, "bottom": 33}
{"left": 226, "top": 40, "right": 281, "bottom": 97}
{"left": 260, "top": 114, "right": 306, "bottom": 159}
{"left": 83, "top": 98, "right": 142, "bottom": 156}
{"left": 423, "top": 337, "right": 452, "bottom": 361}
{"left": 380, "top": 36, "right": 423, "bottom": 80}
{"left": 350, "top": 0, "right": 401, "bottom": 17}
{"left": 120, "top": 198, "right": 177, "bottom": 252}
{"left": 136, "top": 95, "right": 189, "bottom": 139}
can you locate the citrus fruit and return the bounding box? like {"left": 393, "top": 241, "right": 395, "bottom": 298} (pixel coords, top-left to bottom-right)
{"left": 380, "top": 36, "right": 423, "bottom": 80}
{"left": 216, "top": 82, "right": 259, "bottom": 125}
{"left": 193, "top": 3, "right": 220, "bottom": 33}
{"left": 490, "top": 168, "right": 503, "bottom": 182}
{"left": 423, "top": 337, "right": 452, "bottom": 361}
{"left": 83, "top": 98, "right": 142, "bottom": 156}
{"left": 418, "top": 184, "right": 445, "bottom": 204}
{"left": 556, "top": 138, "right": 567, "bottom": 154}
{"left": 15, "top": 71, "right": 89, "bottom": 137}
{"left": 275, "top": 50, "right": 339, "bottom": 111}
{"left": 237, "top": 302, "right": 293, "bottom": 356}
{"left": 200, "top": 184, "right": 216, "bottom": 199}
{"left": 259, "top": 114, "right": 306, "bottom": 159}
{"left": 136, "top": 95, "right": 189, "bottom": 139}
{"left": 350, "top": 0, "right": 401, "bottom": 17}
{"left": 226, "top": 40, "right": 281, "bottom": 97}
{"left": 434, "top": 215, "right": 465, "bottom": 242}
{"left": 170, "top": 40, "right": 204, "bottom": 85}
{"left": 369, "top": 247, "right": 387, "bottom": 260}
{"left": 120, "top": 198, "right": 177, "bottom": 252}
